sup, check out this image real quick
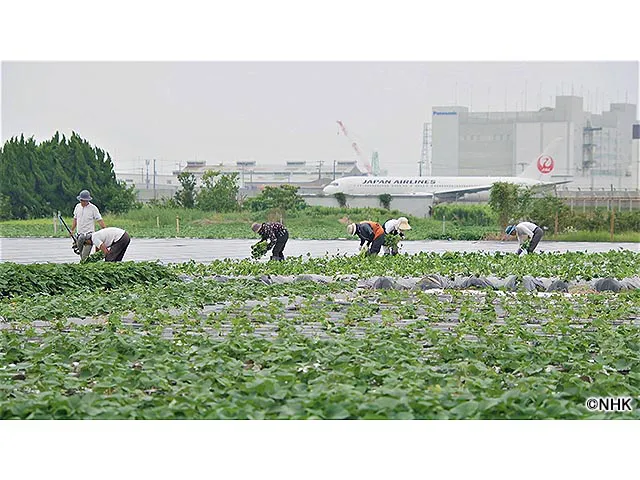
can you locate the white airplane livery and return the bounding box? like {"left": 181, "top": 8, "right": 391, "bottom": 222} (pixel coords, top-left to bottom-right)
{"left": 323, "top": 138, "right": 571, "bottom": 199}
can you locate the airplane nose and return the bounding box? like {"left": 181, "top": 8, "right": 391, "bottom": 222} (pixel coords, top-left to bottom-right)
{"left": 323, "top": 186, "right": 337, "bottom": 194}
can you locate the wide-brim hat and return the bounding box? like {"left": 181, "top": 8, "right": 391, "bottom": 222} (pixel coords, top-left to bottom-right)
{"left": 397, "top": 217, "right": 412, "bottom": 230}
{"left": 251, "top": 222, "right": 262, "bottom": 233}
{"left": 77, "top": 190, "right": 92, "bottom": 201}
{"left": 347, "top": 223, "right": 356, "bottom": 236}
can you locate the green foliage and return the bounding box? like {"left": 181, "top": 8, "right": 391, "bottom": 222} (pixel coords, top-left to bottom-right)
{"left": 82, "top": 250, "right": 105, "bottom": 263}
{"left": 146, "top": 197, "right": 179, "bottom": 209}
{"left": 0, "top": 132, "right": 137, "bottom": 219}
{"left": 0, "top": 270, "right": 638, "bottom": 419}
{"left": 566, "top": 209, "right": 640, "bottom": 233}
{"left": 334, "top": 192, "right": 347, "bottom": 208}
{"left": 524, "top": 195, "right": 570, "bottom": 231}
{"left": 195, "top": 170, "right": 239, "bottom": 212}
{"left": 175, "top": 250, "right": 639, "bottom": 281}
{"left": 174, "top": 172, "right": 197, "bottom": 209}
{"left": 432, "top": 204, "right": 498, "bottom": 226}
{"left": 1, "top": 204, "right": 637, "bottom": 241}
{"left": 384, "top": 234, "right": 401, "bottom": 251}
{"left": 489, "top": 182, "right": 529, "bottom": 228}
{"left": 379, "top": 194, "right": 392, "bottom": 210}
{"left": 244, "top": 185, "right": 306, "bottom": 212}
{"left": 251, "top": 241, "right": 269, "bottom": 259}
{"left": 101, "top": 181, "right": 139, "bottom": 214}
{"left": 0, "top": 262, "right": 176, "bottom": 298}
{"left": 0, "top": 195, "right": 11, "bottom": 221}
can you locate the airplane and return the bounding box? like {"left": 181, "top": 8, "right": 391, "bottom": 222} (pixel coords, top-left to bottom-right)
{"left": 322, "top": 138, "right": 573, "bottom": 200}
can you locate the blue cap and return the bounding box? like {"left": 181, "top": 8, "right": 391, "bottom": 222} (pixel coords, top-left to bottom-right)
{"left": 505, "top": 225, "right": 516, "bottom": 235}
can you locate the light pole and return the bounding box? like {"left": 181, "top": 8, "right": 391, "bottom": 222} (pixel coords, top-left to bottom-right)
{"left": 333, "top": 160, "right": 337, "bottom": 180}
{"left": 153, "top": 158, "right": 157, "bottom": 200}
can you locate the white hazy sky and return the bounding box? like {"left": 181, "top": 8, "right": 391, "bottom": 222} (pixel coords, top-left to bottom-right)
{"left": 2, "top": 61, "right": 637, "bottom": 176}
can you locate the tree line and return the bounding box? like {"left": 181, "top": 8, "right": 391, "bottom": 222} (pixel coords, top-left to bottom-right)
{"left": 0, "top": 132, "right": 137, "bottom": 220}
{"left": 163, "top": 172, "right": 306, "bottom": 214}
{"left": 0, "top": 130, "right": 309, "bottom": 221}
{"left": 488, "top": 182, "right": 638, "bottom": 233}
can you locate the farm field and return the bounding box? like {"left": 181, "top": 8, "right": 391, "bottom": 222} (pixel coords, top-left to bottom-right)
{"left": 0, "top": 208, "right": 498, "bottom": 241}
{"left": 1, "top": 251, "right": 639, "bottom": 419}
{"left": 2, "top": 206, "right": 638, "bottom": 242}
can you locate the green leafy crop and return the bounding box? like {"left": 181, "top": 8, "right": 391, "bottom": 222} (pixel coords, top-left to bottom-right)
{"left": 1, "top": 253, "right": 638, "bottom": 420}
{"left": 0, "top": 262, "right": 176, "bottom": 298}
{"left": 172, "top": 250, "right": 639, "bottom": 280}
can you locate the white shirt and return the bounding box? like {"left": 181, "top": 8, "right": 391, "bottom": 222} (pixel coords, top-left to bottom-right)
{"left": 73, "top": 202, "right": 103, "bottom": 234}
{"left": 384, "top": 218, "right": 401, "bottom": 234}
{"left": 515, "top": 222, "right": 539, "bottom": 245}
{"left": 91, "top": 227, "right": 125, "bottom": 249}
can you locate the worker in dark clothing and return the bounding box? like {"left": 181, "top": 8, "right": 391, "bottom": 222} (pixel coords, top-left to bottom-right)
{"left": 251, "top": 221, "right": 289, "bottom": 261}
{"left": 347, "top": 221, "right": 385, "bottom": 256}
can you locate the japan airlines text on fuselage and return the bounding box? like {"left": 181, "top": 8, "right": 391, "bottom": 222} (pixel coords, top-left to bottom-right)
{"left": 322, "top": 175, "right": 541, "bottom": 196}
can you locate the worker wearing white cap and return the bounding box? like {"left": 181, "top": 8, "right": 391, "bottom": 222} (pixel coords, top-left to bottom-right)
{"left": 383, "top": 217, "right": 412, "bottom": 255}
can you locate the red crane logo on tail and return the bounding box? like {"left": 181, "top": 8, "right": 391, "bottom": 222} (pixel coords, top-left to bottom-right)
{"left": 537, "top": 155, "right": 554, "bottom": 174}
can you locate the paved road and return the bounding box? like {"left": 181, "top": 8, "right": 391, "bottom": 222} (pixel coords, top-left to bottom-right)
{"left": 1, "top": 237, "right": 637, "bottom": 264}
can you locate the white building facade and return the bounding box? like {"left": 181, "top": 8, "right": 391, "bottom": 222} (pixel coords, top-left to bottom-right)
{"left": 633, "top": 123, "right": 640, "bottom": 190}
{"left": 431, "top": 96, "right": 637, "bottom": 191}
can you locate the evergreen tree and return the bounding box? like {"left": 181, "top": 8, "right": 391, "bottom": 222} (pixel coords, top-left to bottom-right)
{"left": 0, "top": 132, "right": 136, "bottom": 219}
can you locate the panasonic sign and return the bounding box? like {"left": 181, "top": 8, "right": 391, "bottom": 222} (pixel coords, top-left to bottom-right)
{"left": 433, "top": 111, "right": 458, "bottom": 116}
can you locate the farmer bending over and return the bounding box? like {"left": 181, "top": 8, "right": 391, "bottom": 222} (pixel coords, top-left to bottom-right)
{"left": 505, "top": 221, "right": 544, "bottom": 255}
{"left": 251, "top": 222, "right": 289, "bottom": 261}
{"left": 347, "top": 221, "right": 385, "bottom": 256}
{"left": 76, "top": 227, "right": 131, "bottom": 262}
{"left": 383, "top": 216, "right": 412, "bottom": 255}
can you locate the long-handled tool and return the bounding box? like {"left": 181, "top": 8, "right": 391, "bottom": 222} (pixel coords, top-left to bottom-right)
{"left": 58, "top": 214, "right": 81, "bottom": 255}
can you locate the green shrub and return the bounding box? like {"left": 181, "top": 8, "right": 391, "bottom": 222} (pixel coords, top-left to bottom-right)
{"left": 432, "top": 204, "right": 498, "bottom": 226}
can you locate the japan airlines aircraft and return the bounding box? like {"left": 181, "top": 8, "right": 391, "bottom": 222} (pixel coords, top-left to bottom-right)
{"left": 322, "top": 138, "right": 572, "bottom": 199}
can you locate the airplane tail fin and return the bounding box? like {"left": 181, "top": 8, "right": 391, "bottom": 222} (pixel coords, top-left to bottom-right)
{"left": 518, "top": 137, "right": 564, "bottom": 182}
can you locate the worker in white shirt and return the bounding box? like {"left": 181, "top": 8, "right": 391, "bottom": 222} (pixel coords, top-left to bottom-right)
{"left": 76, "top": 227, "right": 131, "bottom": 262}
{"left": 505, "top": 221, "right": 544, "bottom": 255}
{"left": 382, "top": 217, "right": 412, "bottom": 255}
{"left": 71, "top": 190, "right": 106, "bottom": 261}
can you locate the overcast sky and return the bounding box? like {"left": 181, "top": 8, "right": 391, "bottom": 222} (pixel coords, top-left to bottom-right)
{"left": 2, "top": 61, "right": 638, "bottom": 176}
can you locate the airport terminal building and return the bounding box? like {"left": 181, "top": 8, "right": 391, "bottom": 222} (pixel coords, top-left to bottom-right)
{"left": 431, "top": 96, "right": 638, "bottom": 191}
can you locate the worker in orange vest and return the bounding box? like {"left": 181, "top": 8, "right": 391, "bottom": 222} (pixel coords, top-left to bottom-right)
{"left": 347, "top": 221, "right": 386, "bottom": 256}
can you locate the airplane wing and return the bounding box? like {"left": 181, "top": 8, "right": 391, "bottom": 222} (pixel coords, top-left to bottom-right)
{"left": 543, "top": 179, "right": 573, "bottom": 186}
{"left": 434, "top": 185, "right": 494, "bottom": 198}
{"left": 527, "top": 179, "right": 574, "bottom": 193}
